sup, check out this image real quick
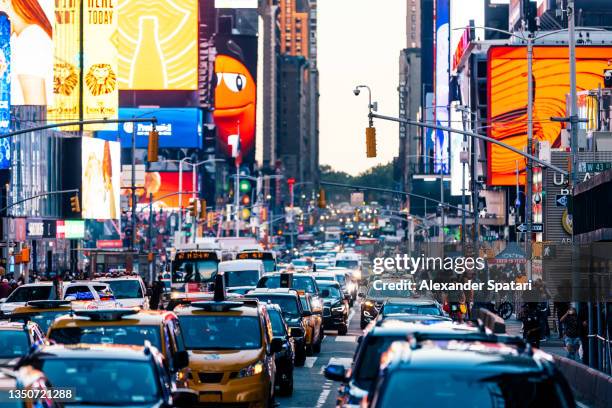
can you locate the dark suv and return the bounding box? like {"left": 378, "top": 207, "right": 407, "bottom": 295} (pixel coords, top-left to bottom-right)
{"left": 359, "top": 282, "right": 414, "bottom": 329}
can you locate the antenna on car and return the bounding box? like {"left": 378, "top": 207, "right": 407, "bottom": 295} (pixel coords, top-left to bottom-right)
{"left": 213, "top": 273, "right": 226, "bottom": 302}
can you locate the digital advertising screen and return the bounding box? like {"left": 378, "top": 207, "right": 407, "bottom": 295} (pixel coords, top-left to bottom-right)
{"left": 136, "top": 171, "right": 195, "bottom": 209}
{"left": 434, "top": 0, "right": 450, "bottom": 174}
{"left": 82, "top": 138, "right": 121, "bottom": 220}
{"left": 0, "top": 12, "right": 10, "bottom": 169}
{"left": 487, "top": 46, "right": 612, "bottom": 185}
{"left": 118, "top": 0, "right": 198, "bottom": 90}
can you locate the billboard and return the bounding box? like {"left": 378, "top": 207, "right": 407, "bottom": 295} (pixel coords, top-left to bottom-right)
{"left": 82, "top": 138, "right": 121, "bottom": 219}
{"left": 137, "top": 172, "right": 195, "bottom": 209}
{"left": 214, "top": 34, "right": 258, "bottom": 163}
{"left": 118, "top": 0, "right": 198, "bottom": 90}
{"left": 48, "top": 0, "right": 80, "bottom": 126}
{"left": 487, "top": 46, "right": 612, "bottom": 185}
{"left": 0, "top": 13, "right": 10, "bottom": 169}
{"left": 434, "top": 0, "right": 450, "bottom": 174}
{"left": 4, "top": 0, "right": 53, "bottom": 105}
{"left": 97, "top": 108, "right": 202, "bottom": 148}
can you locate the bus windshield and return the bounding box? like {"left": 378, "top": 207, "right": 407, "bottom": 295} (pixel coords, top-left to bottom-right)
{"left": 172, "top": 253, "right": 219, "bottom": 283}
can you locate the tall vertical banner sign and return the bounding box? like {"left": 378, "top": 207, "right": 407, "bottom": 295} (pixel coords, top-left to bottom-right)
{"left": 0, "top": 13, "right": 10, "bottom": 169}
{"left": 434, "top": 0, "right": 450, "bottom": 174}
{"left": 48, "top": 0, "right": 81, "bottom": 128}
{"left": 84, "top": 0, "right": 118, "bottom": 130}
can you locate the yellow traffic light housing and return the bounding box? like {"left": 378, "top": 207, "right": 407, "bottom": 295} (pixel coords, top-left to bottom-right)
{"left": 199, "top": 199, "right": 207, "bottom": 220}
{"left": 187, "top": 198, "right": 197, "bottom": 218}
{"left": 148, "top": 130, "right": 159, "bottom": 162}
{"left": 366, "top": 126, "right": 376, "bottom": 158}
{"left": 317, "top": 188, "right": 326, "bottom": 209}
{"left": 70, "top": 194, "right": 80, "bottom": 213}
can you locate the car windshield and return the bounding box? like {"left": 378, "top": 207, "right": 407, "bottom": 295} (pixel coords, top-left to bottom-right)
{"left": 225, "top": 270, "right": 260, "bottom": 287}
{"left": 315, "top": 276, "right": 335, "bottom": 282}
{"left": 263, "top": 260, "right": 276, "bottom": 272}
{"left": 335, "top": 260, "right": 358, "bottom": 269}
{"left": 258, "top": 276, "right": 317, "bottom": 294}
{"left": 267, "top": 309, "right": 286, "bottom": 337}
{"left": 48, "top": 325, "right": 162, "bottom": 351}
{"left": 178, "top": 316, "right": 261, "bottom": 350}
{"left": 6, "top": 286, "right": 52, "bottom": 302}
{"left": 377, "top": 370, "right": 572, "bottom": 408}
{"left": 42, "top": 359, "right": 159, "bottom": 405}
{"left": 367, "top": 285, "right": 412, "bottom": 298}
{"left": 320, "top": 285, "right": 342, "bottom": 299}
{"left": 103, "top": 280, "right": 143, "bottom": 299}
{"left": 354, "top": 335, "right": 403, "bottom": 389}
{"left": 0, "top": 331, "right": 30, "bottom": 358}
{"left": 383, "top": 304, "right": 441, "bottom": 316}
{"left": 21, "top": 311, "right": 71, "bottom": 333}
{"left": 248, "top": 295, "right": 301, "bottom": 318}
{"left": 172, "top": 260, "right": 218, "bottom": 283}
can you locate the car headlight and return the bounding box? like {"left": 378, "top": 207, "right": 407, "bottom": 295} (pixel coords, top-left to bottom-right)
{"left": 237, "top": 360, "right": 264, "bottom": 378}
{"left": 332, "top": 305, "right": 345, "bottom": 312}
{"left": 364, "top": 300, "right": 374, "bottom": 307}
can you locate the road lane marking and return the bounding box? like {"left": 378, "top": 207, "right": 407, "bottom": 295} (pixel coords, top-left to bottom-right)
{"left": 335, "top": 335, "right": 357, "bottom": 342}
{"left": 304, "top": 357, "right": 318, "bottom": 368}
{"left": 315, "top": 380, "right": 333, "bottom": 408}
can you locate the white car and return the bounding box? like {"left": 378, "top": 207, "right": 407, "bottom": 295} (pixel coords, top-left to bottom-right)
{"left": 0, "top": 281, "right": 113, "bottom": 315}
{"left": 218, "top": 259, "right": 265, "bottom": 295}
{"left": 95, "top": 275, "right": 149, "bottom": 309}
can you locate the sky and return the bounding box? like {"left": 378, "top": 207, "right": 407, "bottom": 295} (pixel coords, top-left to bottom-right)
{"left": 318, "top": 0, "right": 406, "bottom": 175}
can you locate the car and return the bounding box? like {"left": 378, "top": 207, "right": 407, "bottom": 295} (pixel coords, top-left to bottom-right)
{"left": 218, "top": 259, "right": 266, "bottom": 295}
{"left": 10, "top": 300, "right": 77, "bottom": 333}
{"left": 324, "top": 319, "right": 476, "bottom": 407}
{"left": 379, "top": 297, "right": 445, "bottom": 319}
{"left": 46, "top": 308, "right": 189, "bottom": 387}
{"left": 364, "top": 339, "right": 575, "bottom": 407}
{"left": 290, "top": 258, "right": 312, "bottom": 270}
{"left": 0, "top": 281, "right": 113, "bottom": 315}
{"left": 334, "top": 252, "right": 362, "bottom": 281}
{"left": 0, "top": 321, "right": 45, "bottom": 367}
{"left": 317, "top": 281, "right": 349, "bottom": 335}
{"left": 325, "top": 267, "right": 355, "bottom": 305}
{"left": 297, "top": 291, "right": 324, "bottom": 353}
{"left": 359, "top": 280, "right": 415, "bottom": 329}
{"left": 173, "top": 277, "right": 282, "bottom": 407}
{"left": 245, "top": 288, "right": 312, "bottom": 365}
{"left": 256, "top": 271, "right": 323, "bottom": 312}
{"left": 18, "top": 343, "right": 197, "bottom": 407}
{"left": 266, "top": 303, "right": 300, "bottom": 396}
{"left": 0, "top": 365, "right": 63, "bottom": 407}
{"left": 94, "top": 274, "right": 149, "bottom": 309}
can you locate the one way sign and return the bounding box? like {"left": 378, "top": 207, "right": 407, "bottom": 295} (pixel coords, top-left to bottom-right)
{"left": 517, "top": 223, "right": 543, "bottom": 233}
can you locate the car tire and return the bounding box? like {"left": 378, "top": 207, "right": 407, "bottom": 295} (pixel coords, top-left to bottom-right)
{"left": 338, "top": 323, "right": 348, "bottom": 335}
{"left": 279, "top": 370, "right": 294, "bottom": 396}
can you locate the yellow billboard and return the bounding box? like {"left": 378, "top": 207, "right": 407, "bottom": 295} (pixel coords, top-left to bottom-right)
{"left": 117, "top": 0, "right": 198, "bottom": 90}
{"left": 84, "top": 0, "right": 118, "bottom": 130}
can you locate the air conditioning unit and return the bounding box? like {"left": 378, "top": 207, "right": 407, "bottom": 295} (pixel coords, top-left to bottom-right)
{"left": 592, "top": 131, "right": 612, "bottom": 152}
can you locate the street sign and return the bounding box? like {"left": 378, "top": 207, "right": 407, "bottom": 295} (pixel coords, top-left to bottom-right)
{"left": 555, "top": 194, "right": 568, "bottom": 207}
{"left": 578, "top": 162, "right": 612, "bottom": 173}
{"left": 517, "top": 223, "right": 543, "bottom": 233}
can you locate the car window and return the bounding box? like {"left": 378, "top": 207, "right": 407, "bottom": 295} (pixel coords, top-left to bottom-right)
{"left": 103, "top": 280, "right": 143, "bottom": 299}
{"left": 48, "top": 325, "right": 162, "bottom": 351}
{"left": 178, "top": 316, "right": 262, "bottom": 350}
{"left": 354, "top": 335, "right": 403, "bottom": 389}
{"left": 267, "top": 309, "right": 287, "bottom": 337}
{"left": 0, "top": 330, "right": 30, "bottom": 358}
{"left": 248, "top": 295, "right": 301, "bottom": 318}
{"left": 6, "top": 286, "right": 52, "bottom": 302}
{"left": 64, "top": 286, "right": 93, "bottom": 299}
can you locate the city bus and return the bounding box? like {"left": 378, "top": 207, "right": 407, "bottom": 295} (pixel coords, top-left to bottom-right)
{"left": 235, "top": 250, "right": 277, "bottom": 273}
{"left": 170, "top": 243, "right": 222, "bottom": 292}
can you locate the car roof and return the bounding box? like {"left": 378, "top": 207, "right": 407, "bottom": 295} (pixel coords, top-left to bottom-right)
{"left": 316, "top": 281, "right": 341, "bottom": 287}
{"left": 0, "top": 321, "right": 27, "bottom": 331}
{"left": 384, "top": 298, "right": 438, "bottom": 306}
{"left": 173, "top": 301, "right": 261, "bottom": 317}
{"left": 219, "top": 259, "right": 264, "bottom": 269}
{"left": 367, "top": 320, "right": 479, "bottom": 337}
{"left": 247, "top": 288, "right": 300, "bottom": 297}
{"left": 94, "top": 276, "right": 143, "bottom": 281}
{"left": 35, "top": 343, "right": 154, "bottom": 361}
{"left": 49, "top": 310, "right": 175, "bottom": 329}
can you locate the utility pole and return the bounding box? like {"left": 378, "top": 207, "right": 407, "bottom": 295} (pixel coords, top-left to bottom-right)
{"left": 234, "top": 161, "right": 240, "bottom": 238}
{"left": 526, "top": 29, "right": 534, "bottom": 278}
{"left": 130, "top": 118, "right": 137, "bottom": 252}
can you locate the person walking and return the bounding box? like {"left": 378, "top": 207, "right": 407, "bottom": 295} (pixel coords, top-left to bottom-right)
{"left": 560, "top": 306, "right": 581, "bottom": 361}
{"left": 149, "top": 274, "right": 165, "bottom": 310}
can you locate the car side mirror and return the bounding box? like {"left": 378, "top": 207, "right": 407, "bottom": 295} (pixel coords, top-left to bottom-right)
{"left": 289, "top": 327, "right": 304, "bottom": 338}
{"left": 324, "top": 364, "right": 347, "bottom": 382}
{"left": 173, "top": 350, "right": 189, "bottom": 371}
{"left": 270, "top": 337, "right": 283, "bottom": 353}
{"left": 357, "top": 292, "right": 365, "bottom": 298}
{"left": 302, "top": 310, "right": 312, "bottom": 317}
{"left": 172, "top": 388, "right": 198, "bottom": 407}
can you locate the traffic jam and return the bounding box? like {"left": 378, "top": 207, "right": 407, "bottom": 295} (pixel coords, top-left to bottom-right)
{"left": 0, "top": 237, "right": 579, "bottom": 407}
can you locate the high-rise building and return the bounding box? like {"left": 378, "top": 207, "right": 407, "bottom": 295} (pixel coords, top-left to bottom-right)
{"left": 261, "top": 0, "right": 281, "bottom": 168}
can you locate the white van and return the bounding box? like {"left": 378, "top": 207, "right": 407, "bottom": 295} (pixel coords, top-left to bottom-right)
{"left": 334, "top": 253, "right": 363, "bottom": 281}
{"left": 217, "top": 260, "right": 266, "bottom": 295}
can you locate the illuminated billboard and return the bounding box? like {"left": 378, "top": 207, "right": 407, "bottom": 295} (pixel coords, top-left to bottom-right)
{"left": 4, "top": 0, "right": 53, "bottom": 105}
{"left": 118, "top": 0, "right": 198, "bottom": 90}
{"left": 82, "top": 138, "right": 121, "bottom": 220}
{"left": 137, "top": 172, "right": 195, "bottom": 209}
{"left": 214, "top": 34, "right": 258, "bottom": 163}
{"left": 0, "top": 12, "right": 10, "bottom": 169}
{"left": 434, "top": 0, "right": 450, "bottom": 174}
{"left": 487, "top": 46, "right": 612, "bottom": 185}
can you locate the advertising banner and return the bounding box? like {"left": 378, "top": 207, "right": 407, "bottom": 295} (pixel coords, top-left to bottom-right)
{"left": 83, "top": 0, "right": 118, "bottom": 130}
{"left": 97, "top": 108, "right": 202, "bottom": 148}
{"left": 135, "top": 172, "right": 194, "bottom": 209}
{"left": 214, "top": 34, "right": 258, "bottom": 163}
{"left": 487, "top": 46, "right": 612, "bottom": 185}
{"left": 26, "top": 220, "right": 56, "bottom": 239}
{"left": 434, "top": 0, "right": 450, "bottom": 174}
{"left": 0, "top": 13, "right": 10, "bottom": 169}
{"left": 6, "top": 0, "right": 53, "bottom": 106}
{"left": 56, "top": 220, "right": 85, "bottom": 239}
{"left": 82, "top": 138, "right": 121, "bottom": 219}
{"left": 118, "top": 0, "right": 198, "bottom": 90}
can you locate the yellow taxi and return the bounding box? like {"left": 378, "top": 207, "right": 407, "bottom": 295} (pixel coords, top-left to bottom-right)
{"left": 0, "top": 321, "right": 45, "bottom": 367}
{"left": 46, "top": 308, "right": 189, "bottom": 386}
{"left": 10, "top": 300, "right": 75, "bottom": 334}
{"left": 173, "top": 275, "right": 282, "bottom": 407}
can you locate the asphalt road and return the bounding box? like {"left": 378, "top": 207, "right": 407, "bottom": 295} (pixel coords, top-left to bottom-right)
{"left": 277, "top": 304, "right": 362, "bottom": 408}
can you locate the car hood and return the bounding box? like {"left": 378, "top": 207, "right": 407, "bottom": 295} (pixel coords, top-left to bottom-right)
{"left": 0, "top": 302, "right": 25, "bottom": 314}
{"left": 188, "top": 348, "right": 263, "bottom": 372}
{"left": 114, "top": 298, "right": 147, "bottom": 308}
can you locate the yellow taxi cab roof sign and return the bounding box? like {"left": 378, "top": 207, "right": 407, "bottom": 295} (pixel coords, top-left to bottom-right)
{"left": 74, "top": 308, "right": 140, "bottom": 321}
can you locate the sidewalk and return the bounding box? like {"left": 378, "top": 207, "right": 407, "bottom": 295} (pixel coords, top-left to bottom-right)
{"left": 505, "top": 318, "right": 567, "bottom": 357}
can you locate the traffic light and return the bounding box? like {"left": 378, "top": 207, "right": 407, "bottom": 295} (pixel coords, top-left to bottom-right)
{"left": 148, "top": 130, "right": 159, "bottom": 162}
{"left": 241, "top": 194, "right": 250, "bottom": 206}
{"left": 239, "top": 179, "right": 251, "bottom": 193}
{"left": 366, "top": 126, "right": 376, "bottom": 158}
{"left": 199, "top": 199, "right": 207, "bottom": 220}
{"left": 187, "top": 198, "right": 197, "bottom": 218}
{"left": 70, "top": 194, "right": 80, "bottom": 213}
{"left": 317, "top": 188, "right": 326, "bottom": 208}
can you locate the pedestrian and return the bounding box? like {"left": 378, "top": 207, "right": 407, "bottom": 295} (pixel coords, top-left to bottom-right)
{"left": 560, "top": 306, "right": 581, "bottom": 361}
{"left": 0, "top": 279, "right": 11, "bottom": 299}
{"left": 520, "top": 302, "right": 541, "bottom": 348}
{"left": 149, "top": 274, "right": 164, "bottom": 310}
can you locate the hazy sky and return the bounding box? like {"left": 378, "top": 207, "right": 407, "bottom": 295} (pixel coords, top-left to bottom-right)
{"left": 318, "top": 0, "right": 406, "bottom": 175}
